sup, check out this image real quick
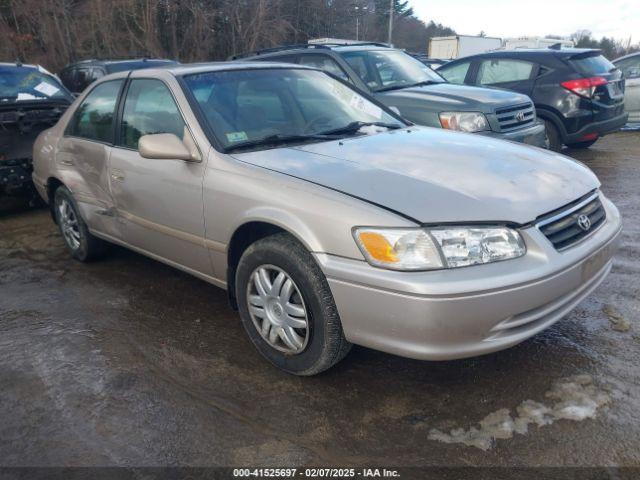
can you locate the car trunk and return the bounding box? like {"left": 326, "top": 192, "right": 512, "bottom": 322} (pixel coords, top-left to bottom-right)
{"left": 568, "top": 51, "right": 625, "bottom": 123}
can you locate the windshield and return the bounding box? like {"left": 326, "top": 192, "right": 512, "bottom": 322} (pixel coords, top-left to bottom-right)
{"left": 0, "top": 66, "right": 73, "bottom": 102}
{"left": 340, "top": 49, "right": 445, "bottom": 91}
{"left": 182, "top": 68, "right": 404, "bottom": 151}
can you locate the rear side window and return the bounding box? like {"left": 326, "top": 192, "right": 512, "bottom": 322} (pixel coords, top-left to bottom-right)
{"left": 570, "top": 54, "right": 616, "bottom": 75}
{"left": 298, "top": 54, "right": 350, "bottom": 81}
{"left": 66, "top": 80, "right": 123, "bottom": 143}
{"left": 477, "top": 59, "right": 534, "bottom": 85}
{"left": 439, "top": 62, "right": 470, "bottom": 84}
{"left": 119, "top": 79, "right": 185, "bottom": 149}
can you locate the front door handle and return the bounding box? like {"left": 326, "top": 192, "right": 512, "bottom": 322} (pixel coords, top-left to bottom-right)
{"left": 59, "top": 159, "right": 74, "bottom": 166}
{"left": 110, "top": 170, "right": 125, "bottom": 182}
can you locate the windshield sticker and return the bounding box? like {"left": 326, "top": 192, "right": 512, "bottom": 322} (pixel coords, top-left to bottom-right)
{"left": 33, "top": 82, "right": 59, "bottom": 97}
{"left": 226, "top": 131, "right": 249, "bottom": 143}
{"left": 349, "top": 95, "right": 383, "bottom": 119}
{"left": 16, "top": 93, "right": 39, "bottom": 101}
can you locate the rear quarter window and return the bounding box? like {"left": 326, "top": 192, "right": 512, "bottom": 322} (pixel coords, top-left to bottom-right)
{"left": 570, "top": 54, "right": 616, "bottom": 75}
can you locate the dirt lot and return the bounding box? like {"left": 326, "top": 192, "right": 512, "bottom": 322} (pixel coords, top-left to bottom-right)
{"left": 1, "top": 133, "right": 639, "bottom": 471}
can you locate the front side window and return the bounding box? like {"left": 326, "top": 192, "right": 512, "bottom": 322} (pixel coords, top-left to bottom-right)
{"left": 477, "top": 59, "right": 534, "bottom": 85}
{"left": 438, "top": 61, "right": 471, "bottom": 84}
{"left": 298, "top": 55, "right": 350, "bottom": 81}
{"left": 182, "top": 68, "right": 404, "bottom": 150}
{"left": 340, "top": 49, "right": 445, "bottom": 91}
{"left": 119, "top": 79, "right": 185, "bottom": 150}
{"left": 66, "top": 80, "right": 123, "bottom": 143}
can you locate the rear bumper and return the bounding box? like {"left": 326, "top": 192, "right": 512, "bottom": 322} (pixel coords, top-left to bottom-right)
{"left": 316, "top": 196, "right": 622, "bottom": 361}
{"left": 481, "top": 120, "right": 547, "bottom": 148}
{"left": 565, "top": 112, "right": 628, "bottom": 143}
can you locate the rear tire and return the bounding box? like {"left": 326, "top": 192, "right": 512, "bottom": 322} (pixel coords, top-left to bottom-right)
{"left": 235, "top": 232, "right": 352, "bottom": 376}
{"left": 54, "top": 185, "right": 109, "bottom": 262}
{"left": 543, "top": 119, "right": 562, "bottom": 152}
{"left": 566, "top": 139, "right": 598, "bottom": 149}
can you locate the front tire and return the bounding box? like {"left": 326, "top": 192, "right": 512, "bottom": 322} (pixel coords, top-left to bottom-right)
{"left": 54, "top": 186, "right": 109, "bottom": 262}
{"left": 235, "top": 233, "right": 351, "bottom": 375}
{"left": 543, "top": 119, "right": 562, "bottom": 152}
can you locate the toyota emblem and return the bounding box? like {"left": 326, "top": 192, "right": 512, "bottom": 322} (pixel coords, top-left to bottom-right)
{"left": 515, "top": 111, "right": 526, "bottom": 122}
{"left": 577, "top": 214, "right": 592, "bottom": 231}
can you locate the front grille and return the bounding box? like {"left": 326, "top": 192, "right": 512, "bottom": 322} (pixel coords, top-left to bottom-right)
{"left": 495, "top": 102, "right": 536, "bottom": 131}
{"left": 536, "top": 193, "right": 606, "bottom": 251}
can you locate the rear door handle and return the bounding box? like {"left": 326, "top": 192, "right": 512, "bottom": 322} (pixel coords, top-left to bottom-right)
{"left": 59, "top": 159, "right": 74, "bottom": 166}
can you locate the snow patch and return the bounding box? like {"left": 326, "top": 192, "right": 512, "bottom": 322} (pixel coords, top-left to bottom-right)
{"left": 428, "top": 375, "right": 610, "bottom": 450}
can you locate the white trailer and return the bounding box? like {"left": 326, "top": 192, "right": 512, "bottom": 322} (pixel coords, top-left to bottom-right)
{"left": 428, "top": 35, "right": 502, "bottom": 60}
{"left": 503, "top": 37, "right": 575, "bottom": 50}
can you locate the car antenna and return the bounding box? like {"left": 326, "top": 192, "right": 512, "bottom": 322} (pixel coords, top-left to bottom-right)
{"left": 15, "top": 59, "right": 23, "bottom": 67}
{"left": 548, "top": 43, "right": 562, "bottom": 50}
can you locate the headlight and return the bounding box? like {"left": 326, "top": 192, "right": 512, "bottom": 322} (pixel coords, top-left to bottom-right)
{"left": 439, "top": 112, "right": 489, "bottom": 132}
{"left": 353, "top": 227, "right": 525, "bottom": 271}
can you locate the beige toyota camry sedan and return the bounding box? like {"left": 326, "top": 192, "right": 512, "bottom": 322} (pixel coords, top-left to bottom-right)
{"left": 33, "top": 63, "right": 622, "bottom": 375}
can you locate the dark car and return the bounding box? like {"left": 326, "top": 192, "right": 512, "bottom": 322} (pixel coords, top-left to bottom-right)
{"left": 233, "top": 43, "right": 547, "bottom": 148}
{"left": 437, "top": 48, "right": 628, "bottom": 151}
{"left": 60, "top": 58, "right": 178, "bottom": 95}
{"left": 1, "top": 62, "right": 73, "bottom": 203}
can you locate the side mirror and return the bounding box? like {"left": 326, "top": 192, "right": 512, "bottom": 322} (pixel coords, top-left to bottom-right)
{"left": 139, "top": 133, "right": 195, "bottom": 161}
{"left": 628, "top": 68, "right": 640, "bottom": 79}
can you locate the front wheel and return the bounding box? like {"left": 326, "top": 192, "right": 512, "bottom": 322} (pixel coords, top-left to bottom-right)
{"left": 543, "top": 119, "right": 562, "bottom": 152}
{"left": 235, "top": 233, "right": 351, "bottom": 375}
{"left": 54, "top": 185, "right": 109, "bottom": 261}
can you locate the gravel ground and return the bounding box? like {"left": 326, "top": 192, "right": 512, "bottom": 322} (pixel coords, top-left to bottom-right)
{"left": 0, "top": 132, "right": 639, "bottom": 472}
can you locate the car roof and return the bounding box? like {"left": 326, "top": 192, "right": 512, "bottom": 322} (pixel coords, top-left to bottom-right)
{"left": 232, "top": 42, "right": 396, "bottom": 60}
{"left": 64, "top": 58, "right": 176, "bottom": 68}
{"left": 450, "top": 48, "right": 600, "bottom": 60}
{"left": 613, "top": 51, "right": 640, "bottom": 63}
{"left": 93, "top": 61, "right": 319, "bottom": 81}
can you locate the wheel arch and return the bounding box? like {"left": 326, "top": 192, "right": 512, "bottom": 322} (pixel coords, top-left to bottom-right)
{"left": 225, "top": 212, "right": 323, "bottom": 310}
{"left": 46, "top": 176, "right": 65, "bottom": 224}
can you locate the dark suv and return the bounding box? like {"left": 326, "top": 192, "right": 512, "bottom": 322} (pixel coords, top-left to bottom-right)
{"left": 60, "top": 58, "right": 178, "bottom": 95}
{"left": 437, "top": 48, "right": 627, "bottom": 151}
{"left": 234, "top": 43, "right": 547, "bottom": 148}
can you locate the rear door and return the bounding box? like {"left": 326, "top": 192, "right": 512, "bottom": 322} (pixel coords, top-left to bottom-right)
{"left": 58, "top": 79, "right": 124, "bottom": 239}
{"left": 569, "top": 52, "right": 625, "bottom": 122}
{"left": 474, "top": 57, "right": 537, "bottom": 96}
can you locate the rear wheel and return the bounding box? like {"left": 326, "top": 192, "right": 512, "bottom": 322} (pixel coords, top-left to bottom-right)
{"left": 543, "top": 119, "right": 562, "bottom": 152}
{"left": 54, "top": 185, "right": 109, "bottom": 261}
{"left": 566, "top": 139, "right": 598, "bottom": 149}
{"left": 235, "top": 232, "right": 351, "bottom": 375}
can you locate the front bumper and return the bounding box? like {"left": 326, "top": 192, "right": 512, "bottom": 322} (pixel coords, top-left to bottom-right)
{"left": 1, "top": 158, "right": 35, "bottom": 197}
{"left": 565, "top": 112, "right": 628, "bottom": 143}
{"left": 481, "top": 120, "right": 547, "bottom": 148}
{"left": 316, "top": 196, "right": 622, "bottom": 361}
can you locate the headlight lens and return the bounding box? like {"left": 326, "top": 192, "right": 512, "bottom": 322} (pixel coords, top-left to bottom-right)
{"left": 439, "top": 112, "right": 489, "bottom": 132}
{"left": 353, "top": 227, "right": 525, "bottom": 271}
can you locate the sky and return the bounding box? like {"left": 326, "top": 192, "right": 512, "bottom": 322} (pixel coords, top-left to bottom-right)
{"left": 408, "top": 0, "right": 639, "bottom": 42}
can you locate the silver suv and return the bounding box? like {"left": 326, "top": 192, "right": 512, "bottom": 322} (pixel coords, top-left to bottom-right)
{"left": 33, "top": 63, "right": 621, "bottom": 375}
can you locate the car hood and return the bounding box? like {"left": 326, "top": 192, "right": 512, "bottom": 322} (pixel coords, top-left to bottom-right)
{"left": 231, "top": 127, "right": 599, "bottom": 225}
{"left": 378, "top": 83, "right": 532, "bottom": 111}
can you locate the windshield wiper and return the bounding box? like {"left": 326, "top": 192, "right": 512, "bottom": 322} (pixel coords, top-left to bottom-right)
{"left": 224, "top": 133, "right": 337, "bottom": 153}
{"left": 376, "top": 80, "right": 440, "bottom": 92}
{"left": 317, "top": 121, "right": 403, "bottom": 136}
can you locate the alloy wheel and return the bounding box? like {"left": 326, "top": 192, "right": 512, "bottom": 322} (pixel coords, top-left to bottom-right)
{"left": 58, "top": 199, "right": 81, "bottom": 250}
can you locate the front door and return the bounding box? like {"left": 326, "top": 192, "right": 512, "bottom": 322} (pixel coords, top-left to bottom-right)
{"left": 108, "top": 78, "right": 212, "bottom": 276}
